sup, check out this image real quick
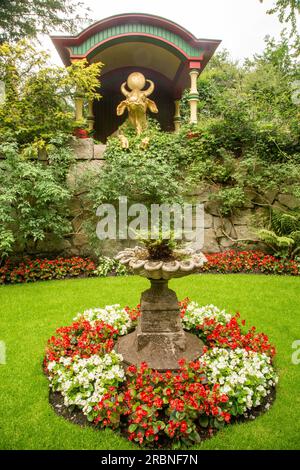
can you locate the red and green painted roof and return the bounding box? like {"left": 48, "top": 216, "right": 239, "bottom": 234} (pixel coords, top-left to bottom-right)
{"left": 51, "top": 13, "right": 221, "bottom": 96}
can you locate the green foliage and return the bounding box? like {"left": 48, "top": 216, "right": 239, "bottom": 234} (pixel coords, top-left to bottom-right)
{"left": 0, "top": 0, "right": 89, "bottom": 41}
{"left": 81, "top": 123, "right": 190, "bottom": 253}
{"left": 94, "top": 257, "right": 128, "bottom": 277}
{"left": 179, "top": 37, "right": 300, "bottom": 217}
{"left": 257, "top": 208, "right": 300, "bottom": 257}
{"left": 0, "top": 140, "right": 72, "bottom": 256}
{"left": 138, "top": 230, "right": 179, "bottom": 260}
{"left": 257, "top": 228, "right": 295, "bottom": 248}
{"left": 65, "top": 59, "right": 102, "bottom": 102}
{"left": 271, "top": 207, "right": 300, "bottom": 234}
{"left": 210, "top": 187, "right": 246, "bottom": 216}
{"left": 260, "top": 0, "right": 300, "bottom": 53}
{"left": 87, "top": 123, "right": 186, "bottom": 210}
{"left": 0, "top": 41, "right": 103, "bottom": 259}
{"left": 0, "top": 41, "right": 102, "bottom": 146}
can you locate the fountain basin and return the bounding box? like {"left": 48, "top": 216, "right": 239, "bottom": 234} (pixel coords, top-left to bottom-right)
{"left": 115, "top": 247, "right": 207, "bottom": 280}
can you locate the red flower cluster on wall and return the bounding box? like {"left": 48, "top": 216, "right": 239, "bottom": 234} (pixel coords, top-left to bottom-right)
{"left": 0, "top": 257, "right": 96, "bottom": 284}
{"left": 201, "top": 250, "right": 299, "bottom": 275}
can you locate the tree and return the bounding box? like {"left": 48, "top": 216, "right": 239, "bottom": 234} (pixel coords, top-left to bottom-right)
{"left": 0, "top": 40, "right": 102, "bottom": 146}
{"left": 259, "top": 0, "right": 300, "bottom": 53}
{"left": 0, "top": 0, "right": 89, "bottom": 42}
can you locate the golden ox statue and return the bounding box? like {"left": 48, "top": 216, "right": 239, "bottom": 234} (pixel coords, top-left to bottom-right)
{"left": 116, "top": 72, "right": 158, "bottom": 138}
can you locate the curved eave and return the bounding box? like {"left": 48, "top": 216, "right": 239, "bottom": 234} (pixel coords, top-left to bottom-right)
{"left": 66, "top": 34, "right": 205, "bottom": 63}
{"left": 51, "top": 13, "right": 221, "bottom": 66}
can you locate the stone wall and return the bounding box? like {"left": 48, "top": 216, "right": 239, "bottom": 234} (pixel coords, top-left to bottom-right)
{"left": 64, "top": 139, "right": 299, "bottom": 258}
{"left": 6, "top": 138, "right": 300, "bottom": 258}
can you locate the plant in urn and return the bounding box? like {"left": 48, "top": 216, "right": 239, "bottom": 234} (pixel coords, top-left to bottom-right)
{"left": 115, "top": 234, "right": 207, "bottom": 370}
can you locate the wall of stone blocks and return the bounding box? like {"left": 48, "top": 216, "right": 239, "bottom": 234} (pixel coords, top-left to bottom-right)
{"left": 4, "top": 138, "right": 299, "bottom": 258}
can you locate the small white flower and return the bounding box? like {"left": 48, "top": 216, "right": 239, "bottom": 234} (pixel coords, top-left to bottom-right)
{"left": 73, "top": 304, "right": 132, "bottom": 335}
{"left": 48, "top": 351, "right": 126, "bottom": 421}
{"left": 201, "top": 347, "right": 278, "bottom": 416}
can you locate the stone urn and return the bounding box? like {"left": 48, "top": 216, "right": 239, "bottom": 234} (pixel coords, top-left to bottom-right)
{"left": 115, "top": 247, "right": 207, "bottom": 371}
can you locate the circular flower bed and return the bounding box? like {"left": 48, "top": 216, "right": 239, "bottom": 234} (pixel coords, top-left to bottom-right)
{"left": 44, "top": 300, "right": 278, "bottom": 448}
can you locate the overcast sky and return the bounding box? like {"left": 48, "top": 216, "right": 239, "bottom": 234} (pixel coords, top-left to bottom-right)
{"left": 42, "top": 0, "right": 286, "bottom": 65}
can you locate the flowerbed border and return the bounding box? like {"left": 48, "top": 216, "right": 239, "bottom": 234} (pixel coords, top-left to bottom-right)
{"left": 1, "top": 250, "right": 299, "bottom": 285}
{"left": 43, "top": 301, "right": 278, "bottom": 448}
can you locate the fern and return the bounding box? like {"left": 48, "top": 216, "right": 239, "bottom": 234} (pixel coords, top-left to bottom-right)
{"left": 271, "top": 209, "right": 300, "bottom": 236}
{"left": 258, "top": 229, "right": 295, "bottom": 248}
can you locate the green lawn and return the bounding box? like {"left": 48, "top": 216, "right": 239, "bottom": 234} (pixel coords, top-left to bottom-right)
{"left": 0, "top": 274, "right": 299, "bottom": 450}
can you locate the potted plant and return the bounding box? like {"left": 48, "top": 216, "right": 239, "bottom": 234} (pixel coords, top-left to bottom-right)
{"left": 72, "top": 120, "right": 90, "bottom": 139}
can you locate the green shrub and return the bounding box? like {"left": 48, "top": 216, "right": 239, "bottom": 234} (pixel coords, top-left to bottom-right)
{"left": 94, "top": 257, "right": 128, "bottom": 277}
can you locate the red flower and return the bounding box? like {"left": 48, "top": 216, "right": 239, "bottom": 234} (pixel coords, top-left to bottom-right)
{"left": 180, "top": 421, "right": 188, "bottom": 433}
{"left": 127, "top": 365, "right": 137, "bottom": 374}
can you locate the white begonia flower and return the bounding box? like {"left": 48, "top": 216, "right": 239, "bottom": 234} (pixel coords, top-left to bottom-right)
{"left": 73, "top": 304, "right": 132, "bottom": 335}
{"left": 201, "top": 347, "right": 278, "bottom": 416}
{"left": 48, "top": 350, "right": 125, "bottom": 421}
{"left": 182, "top": 302, "right": 233, "bottom": 331}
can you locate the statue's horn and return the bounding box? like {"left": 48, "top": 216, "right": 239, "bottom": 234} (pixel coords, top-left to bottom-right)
{"left": 120, "top": 82, "right": 130, "bottom": 97}
{"left": 144, "top": 79, "right": 155, "bottom": 97}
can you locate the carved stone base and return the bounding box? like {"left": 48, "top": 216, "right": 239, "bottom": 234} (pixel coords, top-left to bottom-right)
{"left": 116, "top": 329, "right": 203, "bottom": 371}
{"left": 116, "top": 279, "right": 204, "bottom": 371}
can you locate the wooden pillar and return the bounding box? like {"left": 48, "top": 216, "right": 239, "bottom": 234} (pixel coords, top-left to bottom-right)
{"left": 71, "top": 58, "right": 86, "bottom": 123}
{"left": 174, "top": 100, "right": 181, "bottom": 132}
{"left": 87, "top": 99, "right": 94, "bottom": 131}
{"left": 189, "top": 69, "right": 200, "bottom": 124}
{"left": 75, "top": 94, "right": 84, "bottom": 122}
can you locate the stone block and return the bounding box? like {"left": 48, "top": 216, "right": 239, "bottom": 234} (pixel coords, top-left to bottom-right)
{"left": 69, "top": 247, "right": 81, "bottom": 256}
{"left": 204, "top": 200, "right": 220, "bottom": 216}
{"left": 213, "top": 216, "right": 233, "bottom": 237}
{"left": 69, "top": 137, "right": 94, "bottom": 160}
{"left": 203, "top": 228, "right": 220, "bottom": 253}
{"left": 231, "top": 209, "right": 252, "bottom": 226}
{"left": 277, "top": 194, "right": 300, "bottom": 209}
{"left": 72, "top": 233, "right": 88, "bottom": 247}
{"left": 69, "top": 197, "right": 83, "bottom": 216}
{"left": 67, "top": 160, "right": 103, "bottom": 190}
{"left": 265, "top": 190, "right": 279, "bottom": 205}
{"left": 139, "top": 310, "right": 182, "bottom": 333}
{"left": 219, "top": 237, "right": 234, "bottom": 248}
{"left": 36, "top": 236, "right": 71, "bottom": 253}
{"left": 71, "top": 216, "right": 85, "bottom": 233}
{"left": 204, "top": 212, "right": 213, "bottom": 228}
{"left": 272, "top": 200, "right": 289, "bottom": 212}
{"left": 232, "top": 225, "right": 256, "bottom": 240}
{"left": 94, "top": 143, "right": 106, "bottom": 159}
{"left": 37, "top": 148, "right": 48, "bottom": 161}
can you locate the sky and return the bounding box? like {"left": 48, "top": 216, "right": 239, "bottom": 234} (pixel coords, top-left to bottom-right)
{"left": 42, "top": 0, "right": 286, "bottom": 65}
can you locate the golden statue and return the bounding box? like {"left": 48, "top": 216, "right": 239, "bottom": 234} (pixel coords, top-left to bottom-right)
{"left": 116, "top": 72, "right": 158, "bottom": 147}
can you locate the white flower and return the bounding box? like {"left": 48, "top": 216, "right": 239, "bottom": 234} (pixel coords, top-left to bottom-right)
{"left": 201, "top": 347, "right": 278, "bottom": 416}
{"left": 47, "top": 361, "right": 56, "bottom": 371}
{"left": 48, "top": 350, "right": 125, "bottom": 420}
{"left": 73, "top": 304, "right": 132, "bottom": 335}
{"left": 182, "top": 302, "right": 232, "bottom": 331}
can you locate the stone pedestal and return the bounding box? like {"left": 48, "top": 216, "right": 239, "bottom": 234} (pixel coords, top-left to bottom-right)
{"left": 116, "top": 279, "right": 203, "bottom": 371}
